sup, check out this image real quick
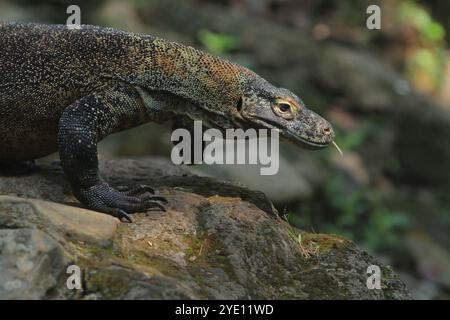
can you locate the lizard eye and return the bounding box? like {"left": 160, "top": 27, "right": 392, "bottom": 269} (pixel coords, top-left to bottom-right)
{"left": 278, "top": 103, "right": 291, "bottom": 113}
{"left": 273, "top": 99, "right": 296, "bottom": 119}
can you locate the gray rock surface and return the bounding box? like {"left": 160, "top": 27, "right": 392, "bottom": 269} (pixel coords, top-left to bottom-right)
{"left": 0, "top": 158, "right": 411, "bottom": 299}
{"left": 0, "top": 228, "right": 70, "bottom": 299}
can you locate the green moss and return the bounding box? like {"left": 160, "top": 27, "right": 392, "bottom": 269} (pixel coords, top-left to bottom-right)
{"left": 381, "top": 266, "right": 394, "bottom": 282}
{"left": 301, "top": 233, "right": 348, "bottom": 254}
{"left": 128, "top": 250, "right": 185, "bottom": 278}
{"left": 85, "top": 268, "right": 131, "bottom": 299}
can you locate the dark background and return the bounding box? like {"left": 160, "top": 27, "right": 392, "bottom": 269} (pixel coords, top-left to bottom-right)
{"left": 1, "top": 0, "right": 450, "bottom": 299}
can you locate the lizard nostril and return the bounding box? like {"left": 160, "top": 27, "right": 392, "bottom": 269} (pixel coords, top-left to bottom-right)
{"left": 322, "top": 125, "right": 332, "bottom": 135}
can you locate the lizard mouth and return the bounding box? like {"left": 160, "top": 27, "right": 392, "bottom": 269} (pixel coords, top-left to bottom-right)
{"left": 283, "top": 131, "right": 330, "bottom": 149}
{"left": 249, "top": 116, "right": 331, "bottom": 150}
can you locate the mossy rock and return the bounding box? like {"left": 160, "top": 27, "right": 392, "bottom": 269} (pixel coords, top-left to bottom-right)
{"left": 0, "top": 158, "right": 411, "bottom": 299}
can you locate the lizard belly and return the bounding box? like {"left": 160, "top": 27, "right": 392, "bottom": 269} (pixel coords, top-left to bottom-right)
{"left": 0, "top": 84, "right": 83, "bottom": 162}
{"left": 0, "top": 118, "right": 59, "bottom": 162}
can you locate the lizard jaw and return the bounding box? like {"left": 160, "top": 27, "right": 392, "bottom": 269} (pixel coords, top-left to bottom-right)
{"left": 284, "top": 131, "right": 331, "bottom": 150}
{"left": 248, "top": 116, "right": 332, "bottom": 150}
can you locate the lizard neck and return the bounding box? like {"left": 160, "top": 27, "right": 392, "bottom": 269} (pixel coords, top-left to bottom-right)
{"left": 133, "top": 37, "right": 258, "bottom": 116}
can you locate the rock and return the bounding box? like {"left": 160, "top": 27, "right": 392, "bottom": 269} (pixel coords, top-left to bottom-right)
{"left": 0, "top": 158, "right": 411, "bottom": 299}
{"left": 0, "top": 228, "right": 70, "bottom": 299}
{"left": 315, "top": 44, "right": 409, "bottom": 112}
{"left": 405, "top": 231, "right": 450, "bottom": 288}
{"left": 393, "top": 96, "right": 450, "bottom": 185}
{"left": 0, "top": 196, "right": 120, "bottom": 241}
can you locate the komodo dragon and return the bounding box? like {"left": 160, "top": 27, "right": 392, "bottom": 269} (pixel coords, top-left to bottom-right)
{"left": 0, "top": 23, "right": 335, "bottom": 222}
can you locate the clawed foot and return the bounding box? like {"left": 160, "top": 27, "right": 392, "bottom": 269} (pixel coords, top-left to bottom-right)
{"left": 75, "top": 184, "right": 168, "bottom": 223}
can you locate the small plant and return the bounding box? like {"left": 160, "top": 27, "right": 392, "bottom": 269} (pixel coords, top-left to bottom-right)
{"left": 283, "top": 213, "right": 319, "bottom": 259}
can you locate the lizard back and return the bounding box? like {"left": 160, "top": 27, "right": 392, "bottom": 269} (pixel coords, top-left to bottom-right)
{"left": 0, "top": 22, "right": 255, "bottom": 161}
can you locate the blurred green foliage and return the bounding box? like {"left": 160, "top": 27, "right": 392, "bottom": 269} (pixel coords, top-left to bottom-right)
{"left": 290, "top": 122, "right": 413, "bottom": 251}
{"left": 290, "top": 173, "right": 411, "bottom": 252}
{"left": 197, "top": 29, "right": 238, "bottom": 56}
{"left": 398, "top": 1, "right": 445, "bottom": 42}
{"left": 397, "top": 0, "right": 447, "bottom": 91}
{"left": 333, "top": 129, "right": 366, "bottom": 152}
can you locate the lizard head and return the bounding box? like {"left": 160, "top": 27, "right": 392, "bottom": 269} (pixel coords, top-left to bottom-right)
{"left": 232, "top": 79, "right": 335, "bottom": 149}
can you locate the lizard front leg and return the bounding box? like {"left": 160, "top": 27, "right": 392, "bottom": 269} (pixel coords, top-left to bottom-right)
{"left": 58, "top": 84, "right": 166, "bottom": 222}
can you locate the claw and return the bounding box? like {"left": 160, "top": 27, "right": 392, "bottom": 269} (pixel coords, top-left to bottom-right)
{"left": 77, "top": 184, "right": 166, "bottom": 222}
{"left": 145, "top": 201, "right": 166, "bottom": 212}
{"left": 141, "top": 195, "right": 168, "bottom": 204}
{"left": 113, "top": 209, "right": 133, "bottom": 223}
{"left": 134, "top": 185, "right": 155, "bottom": 194}
{"left": 153, "top": 196, "right": 169, "bottom": 204}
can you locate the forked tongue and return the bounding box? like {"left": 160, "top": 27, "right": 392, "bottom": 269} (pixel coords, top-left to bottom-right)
{"left": 332, "top": 141, "right": 343, "bottom": 156}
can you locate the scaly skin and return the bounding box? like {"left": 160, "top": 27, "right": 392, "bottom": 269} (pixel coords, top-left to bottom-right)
{"left": 0, "top": 22, "right": 335, "bottom": 222}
